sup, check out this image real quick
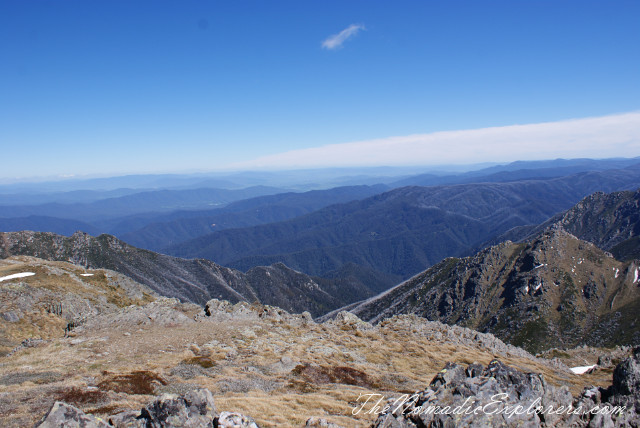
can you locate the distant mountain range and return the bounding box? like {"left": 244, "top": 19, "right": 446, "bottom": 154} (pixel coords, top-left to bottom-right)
{"left": 1, "top": 158, "right": 638, "bottom": 266}
{"left": 392, "top": 157, "right": 640, "bottom": 187}
{"left": 114, "top": 184, "right": 389, "bottom": 251}
{"left": 0, "top": 186, "right": 287, "bottom": 221}
{"left": 0, "top": 185, "right": 389, "bottom": 250}
{"left": 328, "top": 189, "right": 640, "bottom": 353}
{"left": 167, "top": 166, "right": 640, "bottom": 288}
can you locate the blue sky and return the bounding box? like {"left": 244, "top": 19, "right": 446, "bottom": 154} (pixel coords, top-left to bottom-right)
{"left": 1, "top": 1, "right": 639, "bottom": 180}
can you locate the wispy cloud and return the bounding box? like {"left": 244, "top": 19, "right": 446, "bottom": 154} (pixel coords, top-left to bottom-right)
{"left": 322, "top": 24, "right": 365, "bottom": 50}
{"left": 230, "top": 112, "right": 640, "bottom": 169}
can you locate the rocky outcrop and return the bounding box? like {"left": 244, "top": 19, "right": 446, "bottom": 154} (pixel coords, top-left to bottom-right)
{"left": 571, "top": 346, "right": 640, "bottom": 427}
{"left": 201, "top": 298, "right": 315, "bottom": 327}
{"left": 36, "top": 388, "right": 259, "bottom": 428}
{"left": 138, "top": 389, "right": 216, "bottom": 427}
{"left": 371, "top": 359, "right": 572, "bottom": 427}
{"left": 372, "top": 350, "right": 640, "bottom": 428}
{"left": 36, "top": 401, "right": 110, "bottom": 428}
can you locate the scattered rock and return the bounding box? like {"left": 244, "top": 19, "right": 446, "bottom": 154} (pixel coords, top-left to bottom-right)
{"left": 305, "top": 416, "right": 344, "bottom": 427}
{"left": 1, "top": 311, "right": 21, "bottom": 322}
{"left": 215, "top": 411, "right": 259, "bottom": 427}
{"left": 141, "top": 388, "right": 217, "bottom": 427}
{"left": 267, "top": 355, "right": 300, "bottom": 374}
{"left": 328, "top": 311, "right": 373, "bottom": 330}
{"left": 205, "top": 299, "right": 232, "bottom": 316}
{"left": 35, "top": 402, "right": 110, "bottom": 428}
{"left": 108, "top": 410, "right": 145, "bottom": 428}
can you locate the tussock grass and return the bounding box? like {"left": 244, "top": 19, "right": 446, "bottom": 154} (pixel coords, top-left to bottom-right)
{"left": 0, "top": 259, "right": 622, "bottom": 426}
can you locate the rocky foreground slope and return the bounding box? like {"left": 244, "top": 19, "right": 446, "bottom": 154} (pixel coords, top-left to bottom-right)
{"left": 2, "top": 256, "right": 622, "bottom": 427}
{"left": 31, "top": 349, "right": 640, "bottom": 427}
{"left": 0, "top": 231, "right": 374, "bottom": 317}
{"left": 333, "top": 228, "right": 640, "bottom": 354}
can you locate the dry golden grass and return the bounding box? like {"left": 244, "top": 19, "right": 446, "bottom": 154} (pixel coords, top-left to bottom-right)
{"left": 0, "top": 256, "right": 622, "bottom": 427}
{"left": 0, "top": 310, "right": 619, "bottom": 427}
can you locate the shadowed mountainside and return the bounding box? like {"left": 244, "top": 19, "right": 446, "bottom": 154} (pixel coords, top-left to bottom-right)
{"left": 113, "top": 184, "right": 389, "bottom": 251}
{"left": 167, "top": 167, "right": 640, "bottom": 287}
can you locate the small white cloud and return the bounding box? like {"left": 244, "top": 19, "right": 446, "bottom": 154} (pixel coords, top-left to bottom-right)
{"left": 322, "top": 24, "right": 365, "bottom": 50}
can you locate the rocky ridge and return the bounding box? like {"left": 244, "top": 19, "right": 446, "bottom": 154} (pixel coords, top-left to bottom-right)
{"left": 493, "top": 189, "right": 640, "bottom": 261}
{"left": 0, "top": 231, "right": 373, "bottom": 317}
{"left": 332, "top": 227, "right": 640, "bottom": 353}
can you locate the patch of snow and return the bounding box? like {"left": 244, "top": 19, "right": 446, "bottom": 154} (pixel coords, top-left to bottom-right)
{"left": 535, "top": 283, "right": 542, "bottom": 291}
{"left": 615, "top": 268, "right": 620, "bottom": 279}
{"left": 635, "top": 268, "right": 639, "bottom": 284}
{"left": 570, "top": 365, "right": 597, "bottom": 375}
{"left": 0, "top": 272, "right": 35, "bottom": 282}
{"left": 578, "top": 259, "right": 583, "bottom": 265}
{"left": 525, "top": 286, "right": 529, "bottom": 293}
{"left": 80, "top": 273, "right": 94, "bottom": 277}
{"left": 534, "top": 264, "right": 544, "bottom": 270}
